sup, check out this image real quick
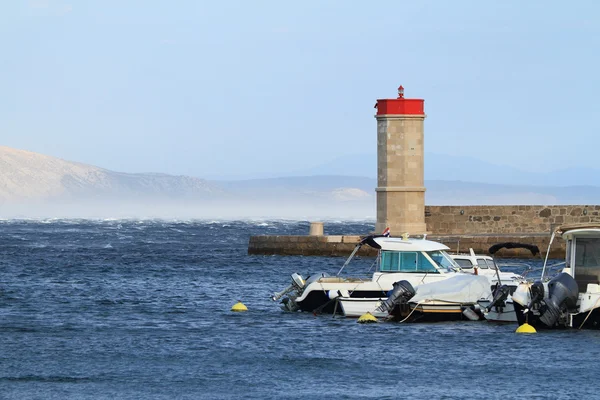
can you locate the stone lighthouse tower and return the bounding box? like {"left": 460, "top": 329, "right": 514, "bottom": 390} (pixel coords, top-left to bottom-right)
{"left": 374, "top": 85, "right": 427, "bottom": 235}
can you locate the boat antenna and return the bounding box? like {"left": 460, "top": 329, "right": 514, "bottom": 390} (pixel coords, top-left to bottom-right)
{"left": 336, "top": 234, "right": 383, "bottom": 276}
{"left": 336, "top": 243, "right": 362, "bottom": 276}
{"left": 493, "top": 257, "right": 502, "bottom": 287}
{"left": 540, "top": 230, "right": 556, "bottom": 280}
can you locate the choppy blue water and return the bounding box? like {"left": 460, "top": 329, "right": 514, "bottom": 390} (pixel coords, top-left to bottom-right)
{"left": 1, "top": 219, "right": 599, "bottom": 400}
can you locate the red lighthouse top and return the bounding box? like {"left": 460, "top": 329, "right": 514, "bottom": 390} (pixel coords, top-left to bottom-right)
{"left": 375, "top": 85, "right": 424, "bottom": 115}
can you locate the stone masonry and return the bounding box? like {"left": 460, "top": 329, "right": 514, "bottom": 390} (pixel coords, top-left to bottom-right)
{"left": 425, "top": 205, "right": 600, "bottom": 235}
{"left": 376, "top": 114, "right": 427, "bottom": 235}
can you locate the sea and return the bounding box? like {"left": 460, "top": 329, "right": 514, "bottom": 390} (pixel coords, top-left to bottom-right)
{"left": 1, "top": 219, "right": 599, "bottom": 400}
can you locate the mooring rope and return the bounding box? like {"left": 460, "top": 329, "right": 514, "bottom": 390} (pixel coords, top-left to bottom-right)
{"left": 397, "top": 302, "right": 423, "bottom": 323}
{"left": 578, "top": 295, "right": 600, "bottom": 330}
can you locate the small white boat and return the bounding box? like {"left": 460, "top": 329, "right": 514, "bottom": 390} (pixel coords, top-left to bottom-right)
{"left": 478, "top": 297, "right": 516, "bottom": 322}
{"left": 453, "top": 249, "right": 529, "bottom": 323}
{"left": 272, "top": 234, "right": 464, "bottom": 314}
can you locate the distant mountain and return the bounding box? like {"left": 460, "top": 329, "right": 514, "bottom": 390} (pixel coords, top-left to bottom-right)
{"left": 2, "top": 146, "right": 599, "bottom": 219}
{"left": 286, "top": 152, "right": 600, "bottom": 187}
{"left": 0, "top": 147, "right": 374, "bottom": 219}
{"left": 0, "top": 146, "right": 221, "bottom": 203}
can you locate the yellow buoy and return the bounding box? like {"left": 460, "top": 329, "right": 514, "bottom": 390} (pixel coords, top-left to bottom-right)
{"left": 231, "top": 301, "right": 248, "bottom": 312}
{"left": 357, "top": 312, "right": 378, "bottom": 324}
{"left": 516, "top": 323, "right": 537, "bottom": 334}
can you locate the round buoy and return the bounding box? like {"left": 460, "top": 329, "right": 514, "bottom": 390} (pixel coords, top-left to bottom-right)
{"left": 357, "top": 312, "right": 377, "bottom": 324}
{"left": 231, "top": 301, "right": 248, "bottom": 312}
{"left": 516, "top": 323, "right": 537, "bottom": 334}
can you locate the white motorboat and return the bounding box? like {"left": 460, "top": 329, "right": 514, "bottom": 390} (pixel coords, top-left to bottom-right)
{"left": 272, "top": 234, "right": 464, "bottom": 314}
{"left": 512, "top": 224, "right": 600, "bottom": 330}
{"left": 453, "top": 246, "right": 536, "bottom": 323}
{"left": 339, "top": 250, "right": 525, "bottom": 322}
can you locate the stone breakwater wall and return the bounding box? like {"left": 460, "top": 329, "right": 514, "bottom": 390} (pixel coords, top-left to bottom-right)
{"left": 248, "top": 233, "right": 565, "bottom": 259}
{"left": 425, "top": 205, "right": 600, "bottom": 235}
{"left": 248, "top": 235, "right": 378, "bottom": 257}
{"left": 248, "top": 205, "right": 600, "bottom": 259}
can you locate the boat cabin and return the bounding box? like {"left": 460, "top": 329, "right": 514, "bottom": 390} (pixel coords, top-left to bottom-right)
{"left": 451, "top": 254, "right": 498, "bottom": 272}
{"left": 559, "top": 224, "right": 600, "bottom": 291}
{"left": 371, "top": 237, "right": 459, "bottom": 274}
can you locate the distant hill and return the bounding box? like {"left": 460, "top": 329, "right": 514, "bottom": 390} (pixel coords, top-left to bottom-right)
{"left": 2, "top": 146, "right": 600, "bottom": 219}
{"left": 0, "top": 147, "right": 374, "bottom": 219}
{"left": 0, "top": 146, "right": 221, "bottom": 216}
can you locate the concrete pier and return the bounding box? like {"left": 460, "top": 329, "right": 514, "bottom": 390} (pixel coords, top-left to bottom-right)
{"left": 248, "top": 233, "right": 564, "bottom": 259}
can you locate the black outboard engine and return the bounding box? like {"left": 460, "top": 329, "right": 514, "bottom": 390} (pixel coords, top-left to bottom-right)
{"left": 376, "top": 280, "right": 416, "bottom": 313}
{"left": 486, "top": 284, "right": 511, "bottom": 313}
{"left": 524, "top": 280, "right": 545, "bottom": 314}
{"left": 538, "top": 273, "right": 579, "bottom": 327}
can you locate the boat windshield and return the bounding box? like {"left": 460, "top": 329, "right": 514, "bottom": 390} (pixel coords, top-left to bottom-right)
{"left": 379, "top": 250, "right": 439, "bottom": 273}
{"left": 427, "top": 251, "right": 461, "bottom": 271}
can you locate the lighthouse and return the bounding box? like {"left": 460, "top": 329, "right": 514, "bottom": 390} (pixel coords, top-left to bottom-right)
{"left": 374, "top": 85, "right": 427, "bottom": 235}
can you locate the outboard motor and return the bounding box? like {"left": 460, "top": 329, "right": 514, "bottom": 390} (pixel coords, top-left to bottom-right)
{"left": 273, "top": 272, "right": 330, "bottom": 312}
{"left": 272, "top": 273, "right": 306, "bottom": 301}
{"left": 376, "top": 280, "right": 416, "bottom": 313}
{"left": 526, "top": 280, "right": 545, "bottom": 312}
{"left": 538, "top": 273, "right": 579, "bottom": 327}
{"left": 486, "top": 284, "right": 511, "bottom": 313}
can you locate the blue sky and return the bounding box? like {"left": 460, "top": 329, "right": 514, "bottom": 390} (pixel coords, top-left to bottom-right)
{"left": 2, "top": 1, "right": 599, "bottom": 178}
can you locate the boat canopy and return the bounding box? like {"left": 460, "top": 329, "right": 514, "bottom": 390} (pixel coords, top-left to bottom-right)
{"left": 488, "top": 242, "right": 540, "bottom": 256}
{"left": 409, "top": 275, "right": 489, "bottom": 304}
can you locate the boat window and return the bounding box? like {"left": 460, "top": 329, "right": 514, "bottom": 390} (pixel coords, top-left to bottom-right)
{"left": 476, "top": 258, "right": 489, "bottom": 269}
{"left": 380, "top": 251, "right": 400, "bottom": 271}
{"left": 575, "top": 238, "right": 600, "bottom": 268}
{"left": 574, "top": 238, "right": 600, "bottom": 285}
{"left": 428, "top": 251, "right": 459, "bottom": 271}
{"left": 380, "top": 251, "right": 439, "bottom": 273}
{"left": 486, "top": 259, "right": 498, "bottom": 270}
{"left": 453, "top": 258, "right": 474, "bottom": 269}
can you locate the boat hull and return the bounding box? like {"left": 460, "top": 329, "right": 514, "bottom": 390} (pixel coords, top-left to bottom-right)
{"left": 388, "top": 302, "right": 483, "bottom": 323}
{"left": 514, "top": 301, "right": 563, "bottom": 329}
{"left": 570, "top": 308, "right": 600, "bottom": 329}
{"left": 295, "top": 289, "right": 387, "bottom": 314}
{"left": 478, "top": 299, "right": 517, "bottom": 323}
{"left": 514, "top": 301, "right": 600, "bottom": 330}
{"left": 337, "top": 297, "right": 388, "bottom": 318}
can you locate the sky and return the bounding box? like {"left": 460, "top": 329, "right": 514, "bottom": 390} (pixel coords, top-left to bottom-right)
{"left": 2, "top": 1, "right": 599, "bottom": 179}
